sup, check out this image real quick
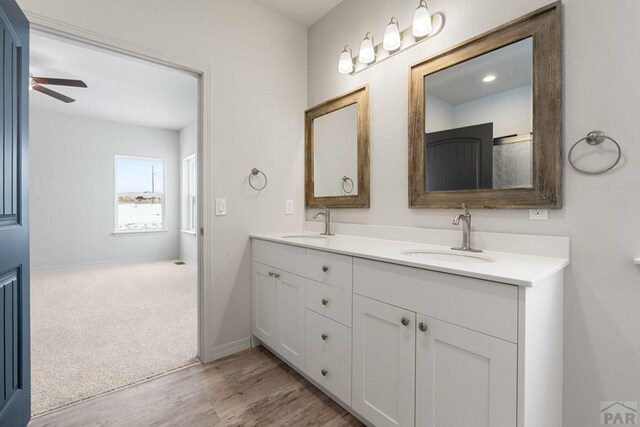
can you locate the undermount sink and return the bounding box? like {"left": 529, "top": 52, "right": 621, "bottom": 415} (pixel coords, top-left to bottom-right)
{"left": 401, "top": 249, "right": 496, "bottom": 264}
{"left": 282, "top": 234, "right": 328, "bottom": 239}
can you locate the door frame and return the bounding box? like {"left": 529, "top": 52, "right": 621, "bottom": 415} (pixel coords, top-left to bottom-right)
{"left": 24, "top": 12, "right": 214, "bottom": 362}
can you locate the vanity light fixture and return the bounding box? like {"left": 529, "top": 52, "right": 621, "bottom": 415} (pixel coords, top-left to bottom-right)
{"left": 482, "top": 74, "right": 496, "bottom": 82}
{"left": 338, "top": 8, "right": 445, "bottom": 76}
{"left": 359, "top": 33, "right": 376, "bottom": 64}
{"left": 338, "top": 46, "right": 354, "bottom": 74}
{"left": 383, "top": 17, "right": 402, "bottom": 51}
{"left": 412, "top": 0, "right": 433, "bottom": 37}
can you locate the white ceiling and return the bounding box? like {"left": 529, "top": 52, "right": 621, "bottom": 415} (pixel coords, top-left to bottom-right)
{"left": 30, "top": 32, "right": 197, "bottom": 131}
{"left": 427, "top": 38, "right": 533, "bottom": 105}
{"left": 252, "top": 0, "right": 343, "bottom": 27}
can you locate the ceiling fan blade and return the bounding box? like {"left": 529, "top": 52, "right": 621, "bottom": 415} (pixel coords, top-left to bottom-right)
{"left": 32, "top": 85, "right": 76, "bottom": 103}
{"left": 32, "top": 77, "right": 87, "bottom": 88}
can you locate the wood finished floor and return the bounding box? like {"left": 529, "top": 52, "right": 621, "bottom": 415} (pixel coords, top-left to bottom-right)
{"left": 29, "top": 347, "right": 363, "bottom": 427}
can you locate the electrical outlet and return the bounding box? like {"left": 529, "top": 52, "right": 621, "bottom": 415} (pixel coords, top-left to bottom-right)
{"left": 285, "top": 200, "right": 294, "bottom": 215}
{"left": 529, "top": 209, "right": 548, "bottom": 220}
{"left": 215, "top": 198, "right": 227, "bottom": 216}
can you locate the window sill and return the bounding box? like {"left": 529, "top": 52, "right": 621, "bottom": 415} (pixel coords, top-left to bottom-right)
{"left": 112, "top": 229, "right": 168, "bottom": 236}
{"left": 181, "top": 230, "right": 197, "bottom": 236}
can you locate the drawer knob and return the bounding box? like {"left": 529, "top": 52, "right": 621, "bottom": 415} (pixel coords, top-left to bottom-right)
{"left": 401, "top": 317, "right": 410, "bottom": 326}
{"left": 268, "top": 271, "right": 274, "bottom": 277}
{"left": 322, "top": 265, "right": 329, "bottom": 273}
{"left": 418, "top": 322, "right": 428, "bottom": 332}
{"left": 321, "top": 298, "right": 329, "bottom": 306}
{"left": 321, "top": 333, "right": 328, "bottom": 341}
{"left": 274, "top": 272, "right": 281, "bottom": 279}
{"left": 321, "top": 369, "right": 328, "bottom": 377}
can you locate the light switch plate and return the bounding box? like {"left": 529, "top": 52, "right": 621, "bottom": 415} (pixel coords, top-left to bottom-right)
{"left": 529, "top": 209, "right": 548, "bottom": 220}
{"left": 285, "top": 200, "right": 294, "bottom": 215}
{"left": 215, "top": 198, "right": 227, "bottom": 216}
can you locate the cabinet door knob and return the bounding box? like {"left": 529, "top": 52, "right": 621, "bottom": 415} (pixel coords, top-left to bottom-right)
{"left": 401, "top": 317, "right": 410, "bottom": 326}
{"left": 321, "top": 333, "right": 328, "bottom": 341}
{"left": 268, "top": 271, "right": 274, "bottom": 277}
{"left": 418, "top": 322, "right": 428, "bottom": 332}
{"left": 321, "top": 369, "right": 328, "bottom": 377}
{"left": 274, "top": 273, "right": 281, "bottom": 279}
{"left": 321, "top": 298, "right": 329, "bottom": 306}
{"left": 322, "top": 265, "right": 329, "bottom": 272}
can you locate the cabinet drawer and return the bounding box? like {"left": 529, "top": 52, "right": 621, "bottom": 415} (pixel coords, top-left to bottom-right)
{"left": 252, "top": 239, "right": 306, "bottom": 276}
{"left": 306, "top": 249, "right": 352, "bottom": 290}
{"left": 306, "top": 279, "right": 352, "bottom": 327}
{"left": 353, "top": 258, "right": 518, "bottom": 343}
{"left": 306, "top": 343, "right": 351, "bottom": 405}
{"left": 306, "top": 309, "right": 352, "bottom": 366}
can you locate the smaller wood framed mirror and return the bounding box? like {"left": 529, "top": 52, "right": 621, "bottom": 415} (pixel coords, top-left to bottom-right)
{"left": 408, "top": 3, "right": 561, "bottom": 209}
{"left": 306, "top": 85, "right": 370, "bottom": 208}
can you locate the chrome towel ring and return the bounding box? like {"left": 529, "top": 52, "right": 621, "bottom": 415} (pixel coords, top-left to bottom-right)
{"left": 342, "top": 176, "right": 354, "bottom": 194}
{"left": 249, "top": 168, "right": 267, "bottom": 190}
{"left": 568, "top": 130, "right": 622, "bottom": 175}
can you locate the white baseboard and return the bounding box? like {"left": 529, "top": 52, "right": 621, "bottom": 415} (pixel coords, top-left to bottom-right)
{"left": 209, "top": 337, "right": 251, "bottom": 361}
{"left": 31, "top": 255, "right": 180, "bottom": 272}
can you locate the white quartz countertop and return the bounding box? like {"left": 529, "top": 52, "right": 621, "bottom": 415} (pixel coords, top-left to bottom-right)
{"left": 250, "top": 232, "right": 569, "bottom": 287}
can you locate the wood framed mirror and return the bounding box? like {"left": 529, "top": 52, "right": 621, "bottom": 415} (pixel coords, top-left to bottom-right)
{"left": 408, "top": 2, "right": 561, "bottom": 209}
{"left": 306, "top": 85, "right": 370, "bottom": 208}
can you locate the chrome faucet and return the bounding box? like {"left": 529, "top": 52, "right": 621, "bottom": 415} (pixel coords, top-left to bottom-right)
{"left": 313, "top": 208, "right": 334, "bottom": 236}
{"left": 452, "top": 204, "right": 482, "bottom": 252}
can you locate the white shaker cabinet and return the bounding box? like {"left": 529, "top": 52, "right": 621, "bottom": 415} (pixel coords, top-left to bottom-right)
{"left": 352, "top": 294, "right": 416, "bottom": 427}
{"left": 415, "top": 314, "right": 517, "bottom": 427}
{"left": 252, "top": 261, "right": 306, "bottom": 371}
{"left": 251, "top": 262, "right": 276, "bottom": 348}
{"left": 275, "top": 271, "right": 306, "bottom": 370}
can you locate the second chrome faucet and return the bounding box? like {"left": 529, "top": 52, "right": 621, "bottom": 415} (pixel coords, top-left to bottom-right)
{"left": 313, "top": 208, "right": 334, "bottom": 236}
{"left": 452, "top": 203, "right": 482, "bottom": 252}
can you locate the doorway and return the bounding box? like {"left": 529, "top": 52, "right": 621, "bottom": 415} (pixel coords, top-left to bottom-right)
{"left": 28, "top": 30, "right": 204, "bottom": 415}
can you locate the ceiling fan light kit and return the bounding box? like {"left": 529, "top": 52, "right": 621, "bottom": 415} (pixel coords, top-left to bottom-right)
{"left": 29, "top": 75, "right": 88, "bottom": 103}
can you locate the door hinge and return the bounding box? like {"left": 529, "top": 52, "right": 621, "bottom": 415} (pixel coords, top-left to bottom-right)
{"left": 200, "top": 227, "right": 204, "bottom": 236}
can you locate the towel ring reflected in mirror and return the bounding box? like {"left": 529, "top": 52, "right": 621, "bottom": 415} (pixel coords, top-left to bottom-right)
{"left": 342, "top": 176, "right": 354, "bottom": 194}
{"left": 568, "top": 131, "right": 622, "bottom": 175}
{"left": 249, "top": 168, "right": 267, "bottom": 190}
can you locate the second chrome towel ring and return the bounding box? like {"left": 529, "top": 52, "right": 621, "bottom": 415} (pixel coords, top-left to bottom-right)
{"left": 249, "top": 168, "right": 267, "bottom": 190}
{"left": 568, "top": 130, "right": 622, "bottom": 175}
{"left": 342, "top": 176, "right": 354, "bottom": 194}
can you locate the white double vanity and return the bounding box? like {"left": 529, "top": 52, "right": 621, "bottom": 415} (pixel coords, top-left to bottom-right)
{"left": 250, "top": 229, "right": 569, "bottom": 427}
{"left": 258, "top": 5, "right": 566, "bottom": 424}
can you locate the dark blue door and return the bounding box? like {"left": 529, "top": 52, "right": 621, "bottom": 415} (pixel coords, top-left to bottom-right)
{"left": 0, "top": 1, "right": 30, "bottom": 426}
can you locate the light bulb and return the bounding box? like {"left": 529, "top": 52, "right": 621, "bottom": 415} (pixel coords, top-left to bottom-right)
{"left": 412, "top": 1, "right": 433, "bottom": 38}
{"left": 383, "top": 17, "right": 401, "bottom": 51}
{"left": 359, "top": 33, "right": 375, "bottom": 64}
{"left": 482, "top": 74, "right": 496, "bottom": 82}
{"left": 338, "top": 46, "right": 354, "bottom": 74}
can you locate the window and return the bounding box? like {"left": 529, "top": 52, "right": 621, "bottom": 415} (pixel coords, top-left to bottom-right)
{"left": 115, "top": 156, "right": 166, "bottom": 232}
{"left": 182, "top": 155, "right": 197, "bottom": 233}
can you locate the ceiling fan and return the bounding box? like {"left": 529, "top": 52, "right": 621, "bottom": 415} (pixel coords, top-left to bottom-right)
{"left": 29, "top": 75, "right": 88, "bottom": 103}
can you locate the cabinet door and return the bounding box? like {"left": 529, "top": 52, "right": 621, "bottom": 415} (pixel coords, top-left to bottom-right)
{"left": 352, "top": 295, "right": 416, "bottom": 427}
{"left": 275, "top": 271, "right": 306, "bottom": 370}
{"left": 416, "top": 314, "right": 517, "bottom": 427}
{"left": 252, "top": 262, "right": 276, "bottom": 347}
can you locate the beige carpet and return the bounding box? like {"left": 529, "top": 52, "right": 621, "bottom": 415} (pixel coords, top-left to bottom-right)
{"left": 31, "top": 260, "right": 198, "bottom": 415}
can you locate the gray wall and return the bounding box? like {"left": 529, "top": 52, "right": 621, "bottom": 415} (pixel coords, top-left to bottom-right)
{"left": 18, "top": 0, "right": 308, "bottom": 357}
{"left": 308, "top": 0, "right": 640, "bottom": 426}
{"left": 179, "top": 120, "right": 197, "bottom": 263}
{"left": 30, "top": 109, "right": 180, "bottom": 270}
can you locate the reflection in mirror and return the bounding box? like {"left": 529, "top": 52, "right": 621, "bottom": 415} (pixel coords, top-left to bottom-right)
{"left": 313, "top": 104, "right": 358, "bottom": 197}
{"left": 424, "top": 37, "right": 533, "bottom": 192}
